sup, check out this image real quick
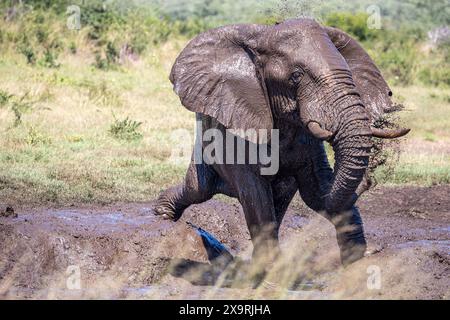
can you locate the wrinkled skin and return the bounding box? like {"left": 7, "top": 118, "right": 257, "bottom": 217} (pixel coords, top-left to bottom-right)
{"left": 154, "top": 19, "right": 409, "bottom": 266}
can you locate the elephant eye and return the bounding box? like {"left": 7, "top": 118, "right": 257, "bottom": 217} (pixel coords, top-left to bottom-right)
{"left": 291, "top": 70, "right": 303, "bottom": 83}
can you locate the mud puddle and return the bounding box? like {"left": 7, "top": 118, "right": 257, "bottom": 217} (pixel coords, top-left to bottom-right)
{"left": 0, "top": 185, "right": 449, "bottom": 299}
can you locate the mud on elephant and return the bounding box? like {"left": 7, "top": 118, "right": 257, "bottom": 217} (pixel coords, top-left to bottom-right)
{"left": 154, "top": 19, "right": 409, "bottom": 266}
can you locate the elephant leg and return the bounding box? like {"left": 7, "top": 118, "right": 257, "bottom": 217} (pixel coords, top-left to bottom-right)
{"left": 227, "top": 169, "right": 278, "bottom": 262}
{"left": 154, "top": 160, "right": 217, "bottom": 221}
{"left": 296, "top": 143, "right": 367, "bottom": 266}
{"left": 272, "top": 176, "right": 298, "bottom": 226}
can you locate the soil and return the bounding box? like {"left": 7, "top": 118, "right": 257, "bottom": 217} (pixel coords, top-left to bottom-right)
{"left": 0, "top": 185, "right": 449, "bottom": 299}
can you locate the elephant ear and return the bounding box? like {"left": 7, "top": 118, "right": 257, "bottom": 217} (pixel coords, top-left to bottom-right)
{"left": 325, "top": 27, "right": 396, "bottom": 123}
{"left": 170, "top": 24, "right": 272, "bottom": 142}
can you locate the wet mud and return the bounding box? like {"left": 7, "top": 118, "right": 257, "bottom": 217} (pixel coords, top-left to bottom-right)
{"left": 0, "top": 185, "right": 449, "bottom": 299}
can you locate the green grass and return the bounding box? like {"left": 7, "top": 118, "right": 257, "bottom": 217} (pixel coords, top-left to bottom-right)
{"left": 375, "top": 152, "right": 450, "bottom": 185}
{"left": 377, "top": 85, "right": 450, "bottom": 185}
{"left": 0, "top": 41, "right": 193, "bottom": 205}
{"left": 0, "top": 38, "right": 449, "bottom": 205}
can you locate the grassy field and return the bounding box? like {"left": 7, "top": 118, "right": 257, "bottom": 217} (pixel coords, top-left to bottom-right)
{"left": 0, "top": 37, "right": 449, "bottom": 206}
{"left": 383, "top": 86, "right": 450, "bottom": 185}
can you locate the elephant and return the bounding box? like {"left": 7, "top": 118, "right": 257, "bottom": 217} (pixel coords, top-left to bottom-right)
{"left": 154, "top": 19, "right": 409, "bottom": 267}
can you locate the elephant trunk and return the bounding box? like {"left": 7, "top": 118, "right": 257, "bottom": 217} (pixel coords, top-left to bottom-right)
{"left": 298, "top": 71, "right": 373, "bottom": 213}
{"left": 325, "top": 101, "right": 372, "bottom": 213}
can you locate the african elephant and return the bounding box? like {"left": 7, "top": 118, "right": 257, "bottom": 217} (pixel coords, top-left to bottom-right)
{"left": 154, "top": 19, "right": 409, "bottom": 266}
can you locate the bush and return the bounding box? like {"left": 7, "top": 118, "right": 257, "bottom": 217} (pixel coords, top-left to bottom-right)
{"left": 0, "top": 90, "right": 13, "bottom": 107}
{"left": 80, "top": 1, "right": 125, "bottom": 42}
{"left": 0, "top": 1, "right": 448, "bottom": 88}
{"left": 9, "top": 92, "right": 36, "bottom": 127}
{"left": 322, "top": 12, "right": 449, "bottom": 87}
{"left": 367, "top": 28, "right": 424, "bottom": 85}
{"left": 40, "top": 48, "right": 60, "bottom": 68}
{"left": 93, "top": 41, "right": 119, "bottom": 70}
{"left": 94, "top": 53, "right": 108, "bottom": 70}
{"left": 19, "top": 46, "right": 36, "bottom": 64}
{"left": 129, "top": 33, "right": 147, "bottom": 55}
{"left": 35, "top": 27, "right": 49, "bottom": 44}
{"left": 417, "top": 43, "right": 450, "bottom": 87}
{"left": 26, "top": 126, "right": 52, "bottom": 146}
{"left": 325, "top": 12, "right": 378, "bottom": 42}
{"left": 374, "top": 41, "right": 418, "bottom": 85}
{"left": 109, "top": 116, "right": 143, "bottom": 141}
{"left": 174, "top": 18, "right": 211, "bottom": 38}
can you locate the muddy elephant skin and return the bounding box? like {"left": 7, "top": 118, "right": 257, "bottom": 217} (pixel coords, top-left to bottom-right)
{"left": 154, "top": 19, "right": 409, "bottom": 266}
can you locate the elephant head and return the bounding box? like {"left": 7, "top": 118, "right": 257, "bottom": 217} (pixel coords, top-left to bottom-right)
{"left": 170, "top": 19, "right": 409, "bottom": 213}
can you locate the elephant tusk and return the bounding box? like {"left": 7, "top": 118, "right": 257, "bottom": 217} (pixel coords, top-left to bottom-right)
{"left": 371, "top": 127, "right": 410, "bottom": 139}
{"left": 307, "top": 121, "right": 333, "bottom": 141}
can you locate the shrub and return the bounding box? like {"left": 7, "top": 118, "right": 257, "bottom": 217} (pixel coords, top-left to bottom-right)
{"left": 367, "top": 28, "right": 424, "bottom": 85}
{"left": 0, "top": 1, "right": 448, "bottom": 88}
{"left": 0, "top": 90, "right": 13, "bottom": 107}
{"left": 374, "top": 41, "right": 418, "bottom": 85}
{"left": 26, "top": 126, "right": 52, "bottom": 146}
{"left": 93, "top": 41, "right": 119, "bottom": 70}
{"left": 417, "top": 43, "right": 450, "bottom": 86}
{"left": 19, "top": 45, "right": 37, "bottom": 65}
{"left": 174, "top": 18, "right": 211, "bottom": 38}
{"left": 106, "top": 41, "right": 119, "bottom": 64}
{"left": 109, "top": 116, "right": 143, "bottom": 141}
{"left": 35, "top": 27, "right": 49, "bottom": 44}
{"left": 81, "top": 1, "right": 125, "bottom": 42}
{"left": 129, "top": 33, "right": 147, "bottom": 55}
{"left": 325, "top": 12, "right": 378, "bottom": 42}
{"left": 94, "top": 53, "right": 107, "bottom": 70}
{"left": 11, "top": 96, "right": 33, "bottom": 127}
{"left": 40, "top": 48, "right": 60, "bottom": 68}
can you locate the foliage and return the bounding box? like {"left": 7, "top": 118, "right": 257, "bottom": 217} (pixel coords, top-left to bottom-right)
{"left": 26, "top": 126, "right": 52, "bottom": 146}
{"left": 10, "top": 93, "right": 35, "bottom": 127}
{"left": 109, "top": 116, "right": 143, "bottom": 141}
{"left": 325, "top": 12, "right": 378, "bottom": 41}
{"left": 417, "top": 43, "right": 450, "bottom": 87}
{"left": 18, "top": 44, "right": 37, "bottom": 65}
{"left": 40, "top": 48, "right": 60, "bottom": 68}
{"left": 0, "top": 90, "right": 14, "bottom": 107}
{"left": 323, "top": 11, "right": 449, "bottom": 87}
{"left": 1, "top": 0, "right": 447, "bottom": 86}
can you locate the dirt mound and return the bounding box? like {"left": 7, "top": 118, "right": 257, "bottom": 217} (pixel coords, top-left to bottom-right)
{"left": 0, "top": 186, "right": 449, "bottom": 299}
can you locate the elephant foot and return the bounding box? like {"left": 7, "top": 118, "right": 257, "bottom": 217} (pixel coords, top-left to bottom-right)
{"left": 153, "top": 186, "right": 184, "bottom": 221}
{"left": 339, "top": 241, "right": 366, "bottom": 266}
{"left": 337, "top": 229, "right": 367, "bottom": 266}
